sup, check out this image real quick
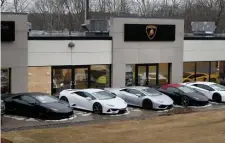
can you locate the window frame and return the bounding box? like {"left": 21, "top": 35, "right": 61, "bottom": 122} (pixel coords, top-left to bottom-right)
{"left": 1, "top": 68, "right": 11, "bottom": 94}
{"left": 124, "top": 89, "right": 145, "bottom": 97}
{"left": 194, "top": 84, "right": 215, "bottom": 91}
{"left": 20, "top": 95, "right": 39, "bottom": 104}
{"left": 74, "top": 91, "right": 96, "bottom": 100}
{"left": 166, "top": 87, "right": 181, "bottom": 94}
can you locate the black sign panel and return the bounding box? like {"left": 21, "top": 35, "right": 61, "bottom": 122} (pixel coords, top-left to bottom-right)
{"left": 124, "top": 24, "right": 175, "bottom": 41}
{"left": 1, "top": 21, "right": 15, "bottom": 42}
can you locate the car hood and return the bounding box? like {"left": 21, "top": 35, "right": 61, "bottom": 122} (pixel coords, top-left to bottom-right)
{"left": 145, "top": 94, "right": 174, "bottom": 105}
{"left": 41, "top": 102, "right": 73, "bottom": 113}
{"left": 186, "top": 92, "right": 209, "bottom": 101}
{"left": 99, "top": 97, "right": 127, "bottom": 109}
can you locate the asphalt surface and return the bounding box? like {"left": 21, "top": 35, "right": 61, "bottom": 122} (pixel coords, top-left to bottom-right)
{"left": 1, "top": 102, "right": 225, "bottom": 132}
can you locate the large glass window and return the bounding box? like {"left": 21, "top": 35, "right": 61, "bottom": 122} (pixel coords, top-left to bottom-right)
{"left": 125, "top": 65, "right": 135, "bottom": 86}
{"left": 219, "top": 61, "right": 225, "bottom": 85}
{"left": 52, "top": 68, "right": 72, "bottom": 95}
{"left": 158, "top": 63, "right": 169, "bottom": 85}
{"left": 196, "top": 62, "right": 210, "bottom": 82}
{"left": 90, "top": 65, "right": 110, "bottom": 89}
{"left": 1, "top": 68, "right": 10, "bottom": 94}
{"left": 127, "top": 63, "right": 170, "bottom": 86}
{"left": 183, "top": 61, "right": 223, "bottom": 83}
{"left": 210, "top": 62, "right": 219, "bottom": 83}
{"left": 183, "top": 62, "right": 195, "bottom": 82}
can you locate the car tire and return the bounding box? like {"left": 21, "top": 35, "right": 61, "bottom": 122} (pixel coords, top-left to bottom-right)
{"left": 93, "top": 103, "right": 102, "bottom": 114}
{"left": 60, "top": 96, "right": 69, "bottom": 103}
{"left": 212, "top": 93, "right": 222, "bottom": 103}
{"left": 181, "top": 96, "right": 190, "bottom": 107}
{"left": 142, "top": 99, "right": 153, "bottom": 110}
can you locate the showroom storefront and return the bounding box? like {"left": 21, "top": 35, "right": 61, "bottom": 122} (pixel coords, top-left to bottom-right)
{"left": 27, "top": 37, "right": 112, "bottom": 95}
{"left": 1, "top": 13, "right": 28, "bottom": 94}
{"left": 2, "top": 14, "right": 225, "bottom": 95}
{"left": 26, "top": 35, "right": 225, "bottom": 95}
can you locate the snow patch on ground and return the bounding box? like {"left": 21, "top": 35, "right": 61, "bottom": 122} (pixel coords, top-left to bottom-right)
{"left": 157, "top": 109, "right": 174, "bottom": 113}
{"left": 189, "top": 104, "right": 212, "bottom": 108}
{"left": 209, "top": 102, "right": 222, "bottom": 105}
{"left": 4, "top": 115, "right": 26, "bottom": 121}
{"left": 45, "top": 114, "right": 77, "bottom": 122}
{"left": 173, "top": 105, "right": 184, "bottom": 108}
{"left": 25, "top": 118, "right": 38, "bottom": 122}
{"left": 81, "top": 113, "right": 92, "bottom": 117}
{"left": 132, "top": 109, "right": 142, "bottom": 112}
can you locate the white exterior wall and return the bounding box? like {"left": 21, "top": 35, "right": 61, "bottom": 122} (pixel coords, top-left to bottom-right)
{"left": 1, "top": 13, "right": 28, "bottom": 93}
{"left": 28, "top": 40, "right": 112, "bottom": 66}
{"left": 110, "top": 18, "right": 184, "bottom": 87}
{"left": 184, "top": 40, "right": 225, "bottom": 62}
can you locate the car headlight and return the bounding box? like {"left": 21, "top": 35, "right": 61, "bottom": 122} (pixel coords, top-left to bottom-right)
{"left": 106, "top": 104, "right": 114, "bottom": 107}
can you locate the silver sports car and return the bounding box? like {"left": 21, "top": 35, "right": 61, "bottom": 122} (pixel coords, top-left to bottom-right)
{"left": 105, "top": 86, "right": 174, "bottom": 110}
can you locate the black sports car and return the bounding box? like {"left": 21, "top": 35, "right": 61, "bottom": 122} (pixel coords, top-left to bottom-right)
{"left": 157, "top": 84, "right": 209, "bottom": 106}
{"left": 2, "top": 92, "right": 74, "bottom": 120}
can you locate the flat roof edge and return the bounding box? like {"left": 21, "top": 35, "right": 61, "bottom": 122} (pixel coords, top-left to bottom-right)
{"left": 1, "top": 12, "right": 28, "bottom": 15}
{"left": 28, "top": 36, "right": 112, "bottom": 40}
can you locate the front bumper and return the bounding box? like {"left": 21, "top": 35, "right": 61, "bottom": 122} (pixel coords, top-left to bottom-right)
{"left": 43, "top": 111, "right": 74, "bottom": 120}
{"left": 103, "top": 107, "right": 128, "bottom": 114}
{"left": 153, "top": 103, "right": 173, "bottom": 110}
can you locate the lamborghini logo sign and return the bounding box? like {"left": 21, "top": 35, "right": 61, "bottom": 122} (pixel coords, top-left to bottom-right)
{"left": 146, "top": 25, "right": 157, "bottom": 40}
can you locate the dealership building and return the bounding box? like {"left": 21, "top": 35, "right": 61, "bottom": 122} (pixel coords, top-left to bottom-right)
{"left": 1, "top": 13, "right": 225, "bottom": 95}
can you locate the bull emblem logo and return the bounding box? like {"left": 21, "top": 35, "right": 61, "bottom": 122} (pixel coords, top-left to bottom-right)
{"left": 146, "top": 25, "right": 157, "bottom": 40}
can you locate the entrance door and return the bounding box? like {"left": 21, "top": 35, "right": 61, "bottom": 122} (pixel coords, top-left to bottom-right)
{"left": 136, "top": 66, "right": 147, "bottom": 86}
{"left": 148, "top": 65, "right": 158, "bottom": 85}
{"left": 52, "top": 67, "right": 73, "bottom": 95}
{"left": 74, "top": 66, "right": 90, "bottom": 89}
{"left": 135, "top": 64, "right": 159, "bottom": 86}
{"left": 52, "top": 66, "right": 91, "bottom": 95}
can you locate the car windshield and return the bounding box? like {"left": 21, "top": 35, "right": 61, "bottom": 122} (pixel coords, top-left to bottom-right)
{"left": 92, "top": 91, "right": 116, "bottom": 100}
{"left": 141, "top": 88, "right": 162, "bottom": 96}
{"left": 210, "top": 84, "right": 225, "bottom": 91}
{"left": 178, "top": 86, "right": 196, "bottom": 93}
{"left": 35, "top": 95, "right": 59, "bottom": 103}
{"left": 183, "top": 73, "right": 191, "bottom": 78}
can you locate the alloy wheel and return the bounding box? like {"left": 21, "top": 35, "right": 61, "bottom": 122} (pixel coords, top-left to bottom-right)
{"left": 93, "top": 103, "right": 102, "bottom": 114}
{"left": 181, "top": 96, "right": 189, "bottom": 107}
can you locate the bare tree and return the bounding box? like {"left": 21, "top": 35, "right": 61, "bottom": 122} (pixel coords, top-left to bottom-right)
{"left": 196, "top": 0, "right": 225, "bottom": 33}
{"left": 1, "top": 0, "right": 7, "bottom": 11}
{"left": 13, "top": 0, "right": 29, "bottom": 13}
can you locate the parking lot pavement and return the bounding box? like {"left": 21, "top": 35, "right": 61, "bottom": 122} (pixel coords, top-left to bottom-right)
{"left": 2, "top": 102, "right": 225, "bottom": 132}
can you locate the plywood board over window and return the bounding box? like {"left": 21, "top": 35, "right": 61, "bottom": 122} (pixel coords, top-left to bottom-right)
{"left": 28, "top": 67, "right": 51, "bottom": 94}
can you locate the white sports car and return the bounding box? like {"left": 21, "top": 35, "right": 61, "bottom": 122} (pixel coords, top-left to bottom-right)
{"left": 105, "top": 86, "right": 174, "bottom": 110}
{"left": 59, "top": 89, "right": 128, "bottom": 114}
{"left": 183, "top": 82, "right": 225, "bottom": 103}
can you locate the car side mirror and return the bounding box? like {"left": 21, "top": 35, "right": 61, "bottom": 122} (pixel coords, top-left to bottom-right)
{"left": 86, "top": 97, "right": 92, "bottom": 101}
{"left": 136, "top": 94, "right": 142, "bottom": 97}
